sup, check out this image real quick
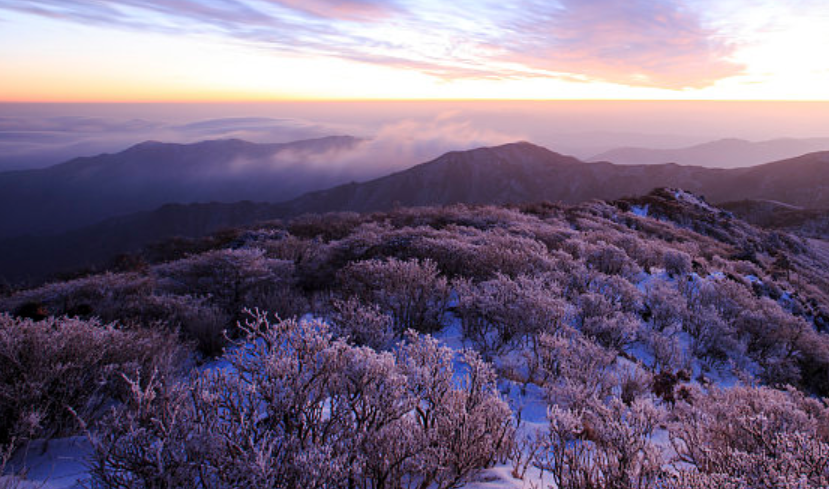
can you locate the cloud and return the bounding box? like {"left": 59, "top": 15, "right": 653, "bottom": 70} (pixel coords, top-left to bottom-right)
{"left": 494, "top": 0, "right": 743, "bottom": 88}
{"left": 270, "top": 0, "right": 401, "bottom": 20}
{"left": 0, "top": 0, "right": 743, "bottom": 88}
{"left": 0, "top": 110, "right": 523, "bottom": 176}
{"left": 267, "top": 115, "right": 525, "bottom": 179}
{"left": 0, "top": 115, "right": 341, "bottom": 171}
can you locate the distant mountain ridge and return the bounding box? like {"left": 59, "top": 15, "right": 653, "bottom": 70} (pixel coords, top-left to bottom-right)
{"left": 4, "top": 140, "right": 829, "bottom": 285}
{"left": 590, "top": 137, "right": 829, "bottom": 168}
{"left": 279, "top": 142, "right": 829, "bottom": 214}
{"left": 0, "top": 136, "right": 361, "bottom": 239}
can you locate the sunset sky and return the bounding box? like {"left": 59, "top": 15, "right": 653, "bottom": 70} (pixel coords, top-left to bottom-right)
{"left": 1, "top": 0, "right": 828, "bottom": 101}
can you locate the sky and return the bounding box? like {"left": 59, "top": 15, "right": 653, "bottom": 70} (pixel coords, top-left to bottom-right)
{"left": 2, "top": 0, "right": 829, "bottom": 101}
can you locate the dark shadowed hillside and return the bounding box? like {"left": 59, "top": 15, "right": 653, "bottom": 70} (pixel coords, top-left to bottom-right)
{"left": 4, "top": 141, "right": 829, "bottom": 285}
{"left": 0, "top": 201, "right": 285, "bottom": 284}
{"left": 0, "top": 136, "right": 360, "bottom": 239}
{"left": 279, "top": 142, "right": 829, "bottom": 214}
{"left": 279, "top": 142, "right": 730, "bottom": 214}
{"left": 721, "top": 199, "right": 829, "bottom": 239}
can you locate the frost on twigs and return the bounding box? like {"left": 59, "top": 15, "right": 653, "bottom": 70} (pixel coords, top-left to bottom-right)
{"left": 89, "top": 311, "right": 513, "bottom": 489}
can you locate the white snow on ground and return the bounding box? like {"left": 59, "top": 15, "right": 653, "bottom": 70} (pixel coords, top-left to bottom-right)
{"left": 3, "top": 301, "right": 742, "bottom": 489}
{"left": 3, "top": 436, "right": 90, "bottom": 489}
{"left": 631, "top": 204, "right": 649, "bottom": 217}
{"left": 743, "top": 274, "right": 761, "bottom": 284}
{"left": 463, "top": 464, "right": 552, "bottom": 489}
{"left": 672, "top": 189, "right": 716, "bottom": 212}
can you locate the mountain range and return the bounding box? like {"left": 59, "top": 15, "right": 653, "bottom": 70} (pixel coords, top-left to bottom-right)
{"left": 279, "top": 141, "right": 829, "bottom": 214}
{"left": 0, "top": 136, "right": 360, "bottom": 239}
{"left": 590, "top": 137, "right": 829, "bottom": 168}
{"left": 3, "top": 139, "right": 829, "bottom": 285}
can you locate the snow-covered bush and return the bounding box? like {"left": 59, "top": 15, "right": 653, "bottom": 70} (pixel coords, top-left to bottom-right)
{"left": 639, "top": 329, "right": 686, "bottom": 373}
{"left": 670, "top": 385, "right": 829, "bottom": 487}
{"left": 339, "top": 257, "right": 449, "bottom": 334}
{"left": 536, "top": 331, "right": 616, "bottom": 408}
{"left": 643, "top": 280, "right": 686, "bottom": 333}
{"left": 534, "top": 398, "right": 664, "bottom": 489}
{"left": 90, "top": 312, "right": 512, "bottom": 489}
{"left": 663, "top": 250, "right": 693, "bottom": 277}
{"left": 683, "top": 305, "right": 742, "bottom": 366}
{"left": 330, "top": 296, "right": 394, "bottom": 350}
{"left": 585, "top": 242, "right": 641, "bottom": 278}
{"left": 412, "top": 227, "right": 554, "bottom": 280}
{"left": 287, "top": 211, "right": 365, "bottom": 241}
{"left": 0, "top": 273, "right": 233, "bottom": 356}
{"left": 581, "top": 311, "right": 640, "bottom": 352}
{"left": 455, "top": 274, "right": 567, "bottom": 357}
{"left": 136, "top": 293, "right": 230, "bottom": 357}
{"left": 0, "top": 314, "right": 183, "bottom": 446}
{"left": 585, "top": 273, "right": 643, "bottom": 315}
{"left": 0, "top": 272, "right": 154, "bottom": 321}
{"left": 155, "top": 248, "right": 302, "bottom": 319}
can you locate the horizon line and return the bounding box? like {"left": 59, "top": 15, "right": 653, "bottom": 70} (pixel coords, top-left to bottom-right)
{"left": 4, "top": 98, "right": 829, "bottom": 104}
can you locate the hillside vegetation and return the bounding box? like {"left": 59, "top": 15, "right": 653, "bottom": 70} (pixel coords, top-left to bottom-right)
{"left": 5, "top": 141, "right": 829, "bottom": 286}
{"left": 2, "top": 188, "right": 829, "bottom": 488}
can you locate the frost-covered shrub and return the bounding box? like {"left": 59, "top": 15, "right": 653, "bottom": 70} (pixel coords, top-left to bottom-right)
{"left": 734, "top": 298, "right": 829, "bottom": 394}
{"left": 385, "top": 203, "right": 533, "bottom": 234}
{"left": 670, "top": 385, "right": 829, "bottom": 487}
{"left": 586, "top": 273, "right": 643, "bottom": 315}
{"left": 455, "top": 274, "right": 567, "bottom": 357}
{"left": 688, "top": 278, "right": 754, "bottom": 323}
{"left": 90, "top": 312, "right": 512, "bottom": 489}
{"left": 411, "top": 227, "right": 554, "bottom": 280}
{"left": 643, "top": 280, "right": 686, "bottom": 333}
{"left": 684, "top": 305, "right": 743, "bottom": 366}
{"left": 581, "top": 311, "right": 640, "bottom": 352}
{"left": 622, "top": 238, "right": 665, "bottom": 273}
{"left": 534, "top": 398, "right": 664, "bottom": 489}
{"left": 537, "top": 331, "right": 616, "bottom": 408}
{"left": 155, "top": 248, "right": 301, "bottom": 318}
{"left": 576, "top": 292, "right": 615, "bottom": 325}
{"left": 137, "top": 293, "right": 230, "bottom": 357}
{"left": 339, "top": 258, "right": 449, "bottom": 334}
{"left": 639, "top": 329, "right": 686, "bottom": 373}
{"left": 619, "top": 367, "right": 654, "bottom": 407}
{"left": 287, "top": 212, "right": 365, "bottom": 241}
{"left": 663, "top": 250, "right": 692, "bottom": 277}
{"left": 1, "top": 272, "right": 154, "bottom": 321}
{"left": 585, "top": 242, "right": 641, "bottom": 278}
{"left": 395, "top": 334, "right": 515, "bottom": 488}
{"left": 0, "top": 314, "right": 183, "bottom": 445}
{"left": 0, "top": 271, "right": 241, "bottom": 356}
{"left": 330, "top": 297, "right": 394, "bottom": 350}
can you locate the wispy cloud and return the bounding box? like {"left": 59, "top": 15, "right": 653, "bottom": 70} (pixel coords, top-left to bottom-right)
{"left": 493, "top": 0, "right": 743, "bottom": 88}
{"left": 0, "top": 0, "right": 743, "bottom": 88}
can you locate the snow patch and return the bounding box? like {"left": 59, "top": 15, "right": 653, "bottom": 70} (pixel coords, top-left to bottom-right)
{"left": 631, "top": 204, "right": 649, "bottom": 217}
{"left": 5, "top": 436, "right": 91, "bottom": 489}
{"left": 744, "top": 274, "right": 762, "bottom": 284}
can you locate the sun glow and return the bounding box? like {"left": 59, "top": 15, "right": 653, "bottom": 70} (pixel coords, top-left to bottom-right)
{"left": 2, "top": 1, "right": 829, "bottom": 102}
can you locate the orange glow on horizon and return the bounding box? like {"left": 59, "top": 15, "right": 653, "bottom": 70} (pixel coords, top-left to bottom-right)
{"left": 3, "top": 3, "right": 829, "bottom": 103}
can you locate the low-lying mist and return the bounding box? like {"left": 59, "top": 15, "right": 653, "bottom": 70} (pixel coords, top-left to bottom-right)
{"left": 5, "top": 100, "right": 829, "bottom": 172}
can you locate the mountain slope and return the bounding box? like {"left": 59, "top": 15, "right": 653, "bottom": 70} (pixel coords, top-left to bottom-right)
{"left": 4, "top": 141, "right": 829, "bottom": 285}
{"left": 280, "top": 142, "right": 731, "bottom": 214}
{"left": 721, "top": 199, "right": 829, "bottom": 240}
{"left": 590, "top": 137, "right": 829, "bottom": 168}
{"left": 0, "top": 201, "right": 286, "bottom": 284}
{"left": 281, "top": 143, "right": 829, "bottom": 215}
{"left": 0, "top": 136, "right": 360, "bottom": 239}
